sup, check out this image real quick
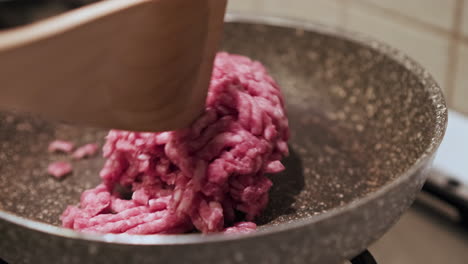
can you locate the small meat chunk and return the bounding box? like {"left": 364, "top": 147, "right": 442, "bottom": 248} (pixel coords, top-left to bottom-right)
{"left": 48, "top": 140, "right": 74, "bottom": 153}
{"left": 72, "top": 143, "right": 99, "bottom": 159}
{"left": 48, "top": 161, "right": 72, "bottom": 178}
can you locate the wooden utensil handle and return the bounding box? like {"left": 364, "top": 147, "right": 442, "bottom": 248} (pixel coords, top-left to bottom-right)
{"left": 0, "top": 0, "right": 227, "bottom": 132}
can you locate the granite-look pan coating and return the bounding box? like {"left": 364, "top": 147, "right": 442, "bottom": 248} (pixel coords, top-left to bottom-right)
{"left": 0, "top": 14, "right": 447, "bottom": 264}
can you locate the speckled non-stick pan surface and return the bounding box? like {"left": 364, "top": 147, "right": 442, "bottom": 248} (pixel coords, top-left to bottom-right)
{"left": 0, "top": 14, "right": 447, "bottom": 264}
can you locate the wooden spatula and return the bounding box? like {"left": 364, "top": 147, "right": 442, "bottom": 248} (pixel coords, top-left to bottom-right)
{"left": 0, "top": 0, "right": 227, "bottom": 132}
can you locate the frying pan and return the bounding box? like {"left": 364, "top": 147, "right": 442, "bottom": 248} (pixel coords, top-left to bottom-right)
{"left": 0, "top": 13, "right": 447, "bottom": 264}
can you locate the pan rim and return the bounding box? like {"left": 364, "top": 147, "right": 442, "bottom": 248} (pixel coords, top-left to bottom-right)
{"left": 0, "top": 13, "right": 448, "bottom": 246}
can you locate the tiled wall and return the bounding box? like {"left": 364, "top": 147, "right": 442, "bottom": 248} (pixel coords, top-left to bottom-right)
{"left": 227, "top": 0, "right": 468, "bottom": 114}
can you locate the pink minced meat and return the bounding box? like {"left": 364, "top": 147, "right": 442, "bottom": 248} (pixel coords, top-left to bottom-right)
{"left": 61, "top": 52, "right": 289, "bottom": 234}
{"left": 48, "top": 161, "right": 72, "bottom": 178}
{"left": 72, "top": 143, "right": 99, "bottom": 159}
{"left": 48, "top": 140, "right": 75, "bottom": 153}
{"left": 223, "top": 222, "right": 257, "bottom": 234}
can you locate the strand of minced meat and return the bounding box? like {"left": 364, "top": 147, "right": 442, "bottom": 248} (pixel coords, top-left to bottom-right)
{"left": 61, "top": 52, "right": 289, "bottom": 234}
{"left": 48, "top": 140, "right": 75, "bottom": 153}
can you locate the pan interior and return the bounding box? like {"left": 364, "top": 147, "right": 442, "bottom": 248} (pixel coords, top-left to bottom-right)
{"left": 0, "top": 22, "right": 439, "bottom": 230}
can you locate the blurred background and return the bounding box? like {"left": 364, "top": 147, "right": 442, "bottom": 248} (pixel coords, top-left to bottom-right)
{"left": 0, "top": 1, "right": 467, "bottom": 263}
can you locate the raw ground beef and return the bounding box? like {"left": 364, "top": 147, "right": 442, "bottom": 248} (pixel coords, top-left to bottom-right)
{"left": 72, "top": 143, "right": 99, "bottom": 159}
{"left": 48, "top": 140, "right": 75, "bottom": 153}
{"left": 223, "top": 222, "right": 257, "bottom": 234}
{"left": 61, "top": 52, "right": 289, "bottom": 234}
{"left": 47, "top": 142, "right": 99, "bottom": 180}
{"left": 48, "top": 161, "right": 72, "bottom": 178}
